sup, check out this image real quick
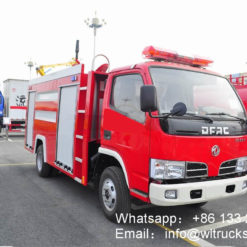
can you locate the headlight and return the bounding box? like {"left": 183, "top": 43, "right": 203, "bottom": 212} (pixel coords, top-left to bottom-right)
{"left": 236, "top": 157, "right": 247, "bottom": 172}
{"left": 150, "top": 159, "right": 185, "bottom": 179}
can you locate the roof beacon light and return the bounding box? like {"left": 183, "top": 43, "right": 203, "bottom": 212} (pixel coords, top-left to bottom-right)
{"left": 142, "top": 46, "right": 213, "bottom": 68}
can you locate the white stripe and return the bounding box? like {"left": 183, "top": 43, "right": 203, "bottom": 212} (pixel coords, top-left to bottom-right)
{"left": 9, "top": 140, "right": 24, "bottom": 143}
{"left": 98, "top": 147, "right": 129, "bottom": 187}
{"left": 34, "top": 135, "right": 47, "bottom": 162}
{"left": 76, "top": 135, "right": 83, "bottom": 139}
{"left": 36, "top": 91, "right": 58, "bottom": 101}
{"left": 80, "top": 87, "right": 87, "bottom": 90}
{"left": 75, "top": 157, "right": 82, "bottom": 163}
{"left": 183, "top": 215, "right": 247, "bottom": 247}
{"left": 74, "top": 177, "right": 82, "bottom": 183}
{"left": 35, "top": 110, "right": 56, "bottom": 123}
{"left": 78, "top": 110, "right": 85, "bottom": 113}
{"left": 195, "top": 238, "right": 216, "bottom": 247}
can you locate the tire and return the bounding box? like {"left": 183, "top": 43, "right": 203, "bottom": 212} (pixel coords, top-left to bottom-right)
{"left": 99, "top": 166, "right": 131, "bottom": 222}
{"left": 188, "top": 202, "right": 208, "bottom": 208}
{"left": 36, "top": 145, "right": 52, "bottom": 177}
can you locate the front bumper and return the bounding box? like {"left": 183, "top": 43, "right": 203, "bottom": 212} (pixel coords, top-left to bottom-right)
{"left": 149, "top": 175, "right": 247, "bottom": 206}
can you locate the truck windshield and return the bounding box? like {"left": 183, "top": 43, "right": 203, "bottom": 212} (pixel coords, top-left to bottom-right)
{"left": 149, "top": 67, "right": 246, "bottom": 120}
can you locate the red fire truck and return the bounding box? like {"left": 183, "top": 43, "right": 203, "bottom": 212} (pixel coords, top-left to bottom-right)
{"left": 25, "top": 46, "right": 247, "bottom": 221}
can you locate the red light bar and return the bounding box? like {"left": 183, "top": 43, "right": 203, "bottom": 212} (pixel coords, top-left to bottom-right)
{"left": 142, "top": 46, "right": 213, "bottom": 67}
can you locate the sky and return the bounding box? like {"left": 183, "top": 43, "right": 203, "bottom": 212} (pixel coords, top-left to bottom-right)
{"left": 0, "top": 0, "right": 247, "bottom": 91}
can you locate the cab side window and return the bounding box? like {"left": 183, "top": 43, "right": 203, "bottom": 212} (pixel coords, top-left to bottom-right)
{"left": 111, "top": 74, "right": 145, "bottom": 123}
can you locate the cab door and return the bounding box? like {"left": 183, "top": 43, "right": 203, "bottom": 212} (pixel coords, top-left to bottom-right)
{"left": 101, "top": 71, "right": 151, "bottom": 197}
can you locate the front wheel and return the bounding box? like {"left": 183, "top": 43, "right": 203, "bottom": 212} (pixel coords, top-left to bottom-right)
{"left": 99, "top": 166, "right": 131, "bottom": 222}
{"left": 36, "top": 145, "right": 52, "bottom": 177}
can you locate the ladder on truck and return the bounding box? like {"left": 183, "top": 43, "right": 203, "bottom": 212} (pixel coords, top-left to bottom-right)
{"left": 73, "top": 66, "right": 108, "bottom": 186}
{"left": 229, "top": 75, "right": 247, "bottom": 86}
{"left": 73, "top": 71, "right": 88, "bottom": 185}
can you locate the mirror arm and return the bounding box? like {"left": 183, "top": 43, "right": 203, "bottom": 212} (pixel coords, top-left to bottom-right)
{"left": 148, "top": 111, "right": 171, "bottom": 119}
{"left": 148, "top": 111, "right": 159, "bottom": 118}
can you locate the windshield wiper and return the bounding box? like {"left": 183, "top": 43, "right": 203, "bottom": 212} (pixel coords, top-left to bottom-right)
{"left": 158, "top": 112, "right": 213, "bottom": 123}
{"left": 183, "top": 113, "right": 213, "bottom": 123}
{"left": 206, "top": 112, "right": 246, "bottom": 123}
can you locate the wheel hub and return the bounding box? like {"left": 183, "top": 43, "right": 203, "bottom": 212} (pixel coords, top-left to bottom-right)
{"left": 37, "top": 151, "right": 42, "bottom": 172}
{"left": 102, "top": 178, "right": 116, "bottom": 211}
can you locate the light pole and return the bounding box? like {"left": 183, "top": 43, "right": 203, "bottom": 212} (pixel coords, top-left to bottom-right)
{"left": 84, "top": 12, "right": 106, "bottom": 58}
{"left": 25, "top": 59, "right": 36, "bottom": 80}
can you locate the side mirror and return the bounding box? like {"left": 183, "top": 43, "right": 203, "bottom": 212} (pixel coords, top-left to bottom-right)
{"left": 140, "top": 85, "right": 158, "bottom": 112}
{"left": 170, "top": 102, "right": 187, "bottom": 116}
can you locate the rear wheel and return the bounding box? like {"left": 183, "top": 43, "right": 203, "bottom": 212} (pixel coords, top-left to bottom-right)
{"left": 36, "top": 145, "right": 52, "bottom": 177}
{"left": 99, "top": 166, "right": 131, "bottom": 222}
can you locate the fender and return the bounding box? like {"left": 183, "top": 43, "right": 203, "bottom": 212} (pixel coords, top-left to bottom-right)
{"left": 98, "top": 147, "right": 129, "bottom": 187}
{"left": 34, "top": 135, "right": 47, "bottom": 162}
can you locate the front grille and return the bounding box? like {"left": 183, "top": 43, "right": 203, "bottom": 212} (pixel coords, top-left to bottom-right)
{"left": 219, "top": 159, "right": 237, "bottom": 175}
{"left": 186, "top": 162, "right": 208, "bottom": 178}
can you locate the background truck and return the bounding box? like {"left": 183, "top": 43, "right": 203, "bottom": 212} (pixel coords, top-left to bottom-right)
{"left": 226, "top": 73, "right": 247, "bottom": 86}
{"left": 3, "top": 79, "right": 29, "bottom": 132}
{"left": 0, "top": 91, "right": 4, "bottom": 132}
{"left": 25, "top": 46, "right": 247, "bottom": 221}
{"left": 227, "top": 73, "right": 247, "bottom": 111}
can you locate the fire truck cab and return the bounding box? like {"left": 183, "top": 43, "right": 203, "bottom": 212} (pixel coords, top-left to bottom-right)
{"left": 25, "top": 46, "right": 247, "bottom": 221}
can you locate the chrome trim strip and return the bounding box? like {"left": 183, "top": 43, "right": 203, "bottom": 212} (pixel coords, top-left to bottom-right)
{"left": 58, "top": 82, "right": 79, "bottom": 88}
{"left": 220, "top": 166, "right": 236, "bottom": 169}
{"left": 219, "top": 158, "right": 237, "bottom": 176}
{"left": 186, "top": 162, "right": 208, "bottom": 178}
{"left": 130, "top": 189, "right": 148, "bottom": 198}
{"left": 78, "top": 110, "right": 85, "bottom": 113}
{"left": 187, "top": 168, "right": 207, "bottom": 172}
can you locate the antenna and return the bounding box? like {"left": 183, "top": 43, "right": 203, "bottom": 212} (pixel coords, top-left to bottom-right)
{"left": 75, "top": 40, "right": 79, "bottom": 60}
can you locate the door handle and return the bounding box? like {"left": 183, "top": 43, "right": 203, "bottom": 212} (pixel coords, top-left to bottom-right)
{"left": 104, "top": 130, "right": 112, "bottom": 140}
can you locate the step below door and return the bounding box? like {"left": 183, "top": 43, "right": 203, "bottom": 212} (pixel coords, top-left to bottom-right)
{"left": 56, "top": 85, "right": 78, "bottom": 171}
